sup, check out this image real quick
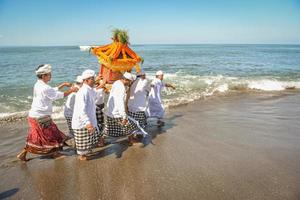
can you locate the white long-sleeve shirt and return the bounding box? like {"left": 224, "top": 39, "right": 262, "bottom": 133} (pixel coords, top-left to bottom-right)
{"left": 149, "top": 78, "right": 165, "bottom": 104}
{"left": 106, "top": 80, "right": 127, "bottom": 119}
{"left": 147, "top": 78, "right": 165, "bottom": 118}
{"left": 63, "top": 92, "right": 76, "bottom": 118}
{"left": 95, "top": 88, "right": 106, "bottom": 105}
{"left": 29, "top": 79, "right": 64, "bottom": 118}
{"left": 128, "top": 78, "right": 150, "bottom": 112}
{"left": 63, "top": 85, "right": 81, "bottom": 118}
{"left": 72, "top": 83, "right": 97, "bottom": 129}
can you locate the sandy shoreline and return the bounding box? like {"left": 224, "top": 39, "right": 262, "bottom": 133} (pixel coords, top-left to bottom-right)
{"left": 1, "top": 92, "right": 300, "bottom": 200}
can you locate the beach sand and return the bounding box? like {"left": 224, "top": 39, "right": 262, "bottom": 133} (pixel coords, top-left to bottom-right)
{"left": 1, "top": 91, "right": 300, "bottom": 200}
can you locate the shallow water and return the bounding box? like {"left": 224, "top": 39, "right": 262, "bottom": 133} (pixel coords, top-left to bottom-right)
{"left": 1, "top": 92, "right": 300, "bottom": 200}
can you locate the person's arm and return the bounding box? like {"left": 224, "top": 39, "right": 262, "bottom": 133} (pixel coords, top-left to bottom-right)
{"left": 63, "top": 86, "right": 78, "bottom": 97}
{"left": 57, "top": 82, "right": 72, "bottom": 90}
{"left": 46, "top": 87, "right": 64, "bottom": 100}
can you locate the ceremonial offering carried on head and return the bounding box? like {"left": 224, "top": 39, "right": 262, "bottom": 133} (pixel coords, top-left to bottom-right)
{"left": 91, "top": 29, "right": 143, "bottom": 87}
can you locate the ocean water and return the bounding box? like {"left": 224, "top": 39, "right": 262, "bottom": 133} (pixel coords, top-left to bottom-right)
{"left": 0, "top": 44, "right": 300, "bottom": 121}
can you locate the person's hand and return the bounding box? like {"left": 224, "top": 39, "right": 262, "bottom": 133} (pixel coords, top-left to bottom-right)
{"left": 63, "top": 82, "right": 72, "bottom": 87}
{"left": 96, "top": 80, "right": 106, "bottom": 89}
{"left": 86, "top": 123, "right": 95, "bottom": 134}
{"left": 70, "top": 86, "right": 79, "bottom": 93}
{"left": 121, "top": 119, "right": 128, "bottom": 126}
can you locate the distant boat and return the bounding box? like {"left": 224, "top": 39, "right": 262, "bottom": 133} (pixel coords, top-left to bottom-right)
{"left": 79, "top": 46, "right": 93, "bottom": 51}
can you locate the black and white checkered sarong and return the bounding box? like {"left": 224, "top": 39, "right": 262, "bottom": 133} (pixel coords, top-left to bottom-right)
{"left": 65, "top": 116, "right": 74, "bottom": 137}
{"left": 128, "top": 111, "right": 147, "bottom": 128}
{"left": 96, "top": 103, "right": 105, "bottom": 127}
{"left": 73, "top": 128, "right": 102, "bottom": 151}
{"left": 105, "top": 116, "right": 139, "bottom": 137}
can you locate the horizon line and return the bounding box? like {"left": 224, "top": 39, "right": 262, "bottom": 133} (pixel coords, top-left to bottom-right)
{"left": 1, "top": 43, "right": 300, "bottom": 47}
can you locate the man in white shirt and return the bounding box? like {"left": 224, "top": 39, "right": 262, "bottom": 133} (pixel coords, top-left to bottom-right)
{"left": 147, "top": 70, "right": 175, "bottom": 126}
{"left": 72, "top": 69, "right": 103, "bottom": 160}
{"left": 128, "top": 70, "right": 150, "bottom": 128}
{"left": 105, "top": 72, "right": 139, "bottom": 145}
{"left": 17, "top": 64, "right": 78, "bottom": 161}
{"left": 64, "top": 75, "right": 83, "bottom": 138}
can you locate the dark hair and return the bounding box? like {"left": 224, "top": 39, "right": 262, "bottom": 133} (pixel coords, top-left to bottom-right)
{"left": 36, "top": 64, "right": 45, "bottom": 79}
{"left": 37, "top": 74, "right": 43, "bottom": 79}
{"left": 36, "top": 64, "right": 45, "bottom": 71}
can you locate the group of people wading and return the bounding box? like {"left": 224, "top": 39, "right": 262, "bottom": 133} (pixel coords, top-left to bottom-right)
{"left": 17, "top": 64, "right": 175, "bottom": 161}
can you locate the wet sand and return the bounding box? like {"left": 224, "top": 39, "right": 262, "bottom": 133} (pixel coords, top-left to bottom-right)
{"left": 1, "top": 92, "right": 300, "bottom": 200}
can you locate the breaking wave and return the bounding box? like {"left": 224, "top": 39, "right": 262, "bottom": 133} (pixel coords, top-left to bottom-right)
{"left": 1, "top": 73, "right": 300, "bottom": 123}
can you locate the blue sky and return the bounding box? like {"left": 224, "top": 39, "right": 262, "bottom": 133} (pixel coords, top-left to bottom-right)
{"left": 0, "top": 0, "right": 300, "bottom": 46}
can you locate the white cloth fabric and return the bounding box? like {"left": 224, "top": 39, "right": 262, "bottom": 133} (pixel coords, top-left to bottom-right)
{"left": 29, "top": 80, "right": 64, "bottom": 118}
{"left": 94, "top": 88, "right": 106, "bottom": 105}
{"left": 36, "top": 64, "right": 52, "bottom": 75}
{"left": 81, "top": 69, "right": 95, "bottom": 80}
{"left": 72, "top": 83, "right": 97, "bottom": 129}
{"left": 106, "top": 80, "right": 127, "bottom": 119}
{"left": 123, "top": 72, "right": 135, "bottom": 81}
{"left": 76, "top": 75, "right": 83, "bottom": 83}
{"left": 156, "top": 70, "right": 164, "bottom": 76}
{"left": 63, "top": 93, "right": 76, "bottom": 118}
{"left": 64, "top": 85, "right": 81, "bottom": 118}
{"left": 128, "top": 78, "right": 150, "bottom": 112}
{"left": 147, "top": 78, "right": 165, "bottom": 119}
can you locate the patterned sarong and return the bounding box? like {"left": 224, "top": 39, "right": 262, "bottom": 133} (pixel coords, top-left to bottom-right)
{"left": 73, "top": 127, "right": 102, "bottom": 154}
{"left": 96, "top": 103, "right": 105, "bottom": 128}
{"left": 25, "top": 116, "right": 67, "bottom": 154}
{"left": 65, "top": 116, "right": 74, "bottom": 137}
{"left": 105, "top": 116, "right": 139, "bottom": 137}
{"left": 128, "top": 111, "right": 147, "bottom": 128}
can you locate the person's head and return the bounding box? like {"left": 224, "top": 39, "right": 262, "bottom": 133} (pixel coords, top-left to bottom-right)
{"left": 156, "top": 70, "right": 164, "bottom": 80}
{"left": 36, "top": 64, "right": 52, "bottom": 83}
{"left": 121, "top": 72, "right": 135, "bottom": 86}
{"left": 81, "top": 69, "right": 96, "bottom": 87}
{"left": 75, "top": 75, "right": 83, "bottom": 87}
{"left": 137, "top": 70, "right": 146, "bottom": 79}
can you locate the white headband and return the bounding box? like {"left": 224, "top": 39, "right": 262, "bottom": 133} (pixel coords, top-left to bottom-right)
{"left": 123, "top": 72, "right": 135, "bottom": 81}
{"left": 156, "top": 70, "right": 164, "bottom": 76}
{"left": 81, "top": 69, "right": 96, "bottom": 80}
{"left": 75, "top": 75, "right": 83, "bottom": 83}
{"left": 36, "top": 64, "right": 52, "bottom": 75}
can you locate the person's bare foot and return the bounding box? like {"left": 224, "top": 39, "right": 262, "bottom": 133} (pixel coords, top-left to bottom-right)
{"left": 128, "top": 135, "right": 134, "bottom": 146}
{"left": 97, "top": 137, "right": 105, "bottom": 147}
{"left": 128, "top": 135, "right": 139, "bottom": 146}
{"left": 17, "top": 149, "right": 28, "bottom": 162}
{"left": 78, "top": 155, "right": 89, "bottom": 161}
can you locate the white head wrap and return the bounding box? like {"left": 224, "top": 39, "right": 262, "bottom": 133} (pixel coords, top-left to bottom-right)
{"left": 36, "top": 64, "right": 52, "bottom": 75}
{"left": 75, "top": 75, "right": 83, "bottom": 83}
{"left": 123, "top": 72, "right": 135, "bottom": 81}
{"left": 81, "top": 69, "right": 95, "bottom": 80}
{"left": 156, "top": 70, "right": 164, "bottom": 76}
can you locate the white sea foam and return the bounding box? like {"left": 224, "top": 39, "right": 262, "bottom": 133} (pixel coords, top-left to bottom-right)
{"left": 1, "top": 73, "right": 300, "bottom": 123}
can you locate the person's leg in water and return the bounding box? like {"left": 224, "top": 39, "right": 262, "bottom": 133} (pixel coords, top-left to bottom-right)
{"left": 17, "top": 148, "right": 28, "bottom": 161}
